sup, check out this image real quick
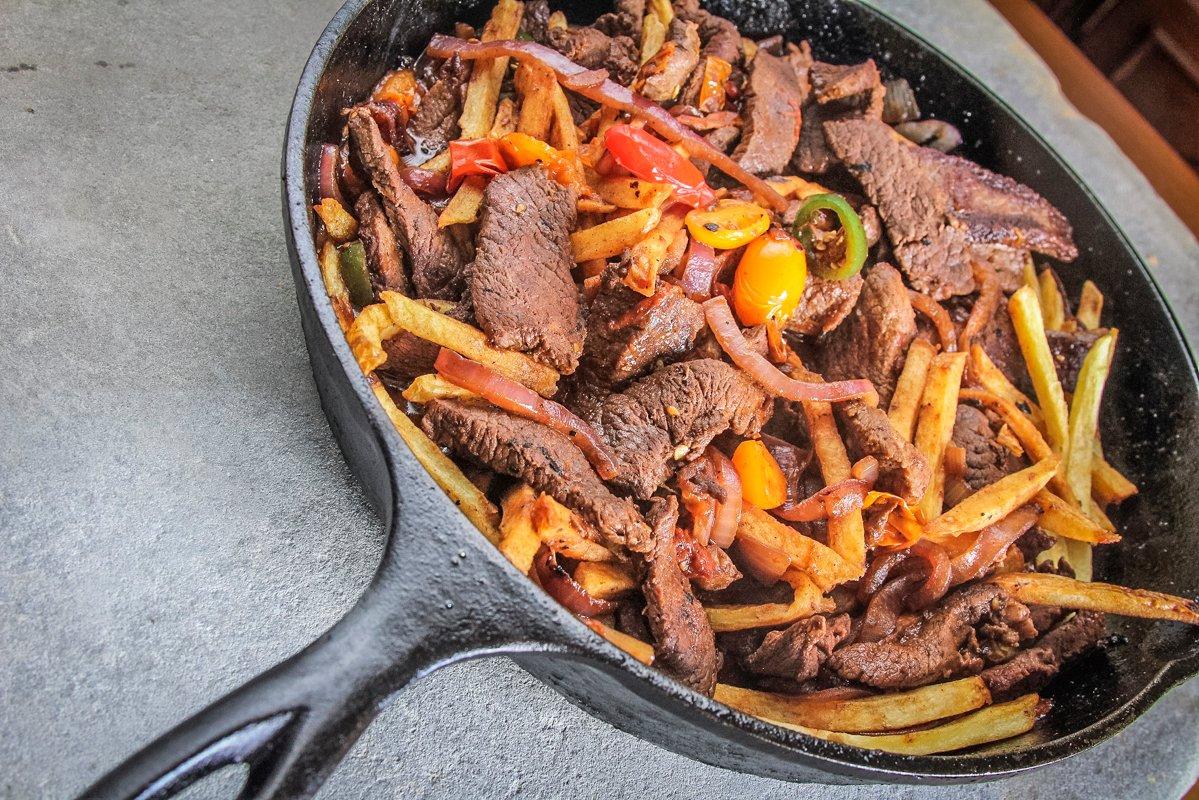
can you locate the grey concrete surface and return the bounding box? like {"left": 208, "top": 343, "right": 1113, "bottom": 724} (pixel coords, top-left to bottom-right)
{"left": 1, "top": 0, "right": 1197, "bottom": 798}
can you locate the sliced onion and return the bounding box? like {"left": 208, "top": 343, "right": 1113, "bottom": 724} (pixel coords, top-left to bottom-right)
{"left": 435, "top": 348, "right": 619, "bottom": 480}
{"left": 949, "top": 505, "right": 1039, "bottom": 586}
{"left": 534, "top": 545, "right": 616, "bottom": 617}
{"left": 858, "top": 571, "right": 923, "bottom": 642}
{"left": 857, "top": 549, "right": 910, "bottom": 604}
{"left": 731, "top": 533, "right": 790, "bottom": 586}
{"left": 908, "top": 290, "right": 957, "bottom": 353}
{"left": 678, "top": 460, "right": 717, "bottom": 546}
{"left": 958, "top": 260, "right": 1002, "bottom": 353}
{"left": 315, "top": 143, "right": 344, "bottom": 204}
{"left": 398, "top": 166, "right": 448, "bottom": 198}
{"left": 677, "top": 239, "right": 719, "bottom": 301}
{"left": 338, "top": 142, "right": 368, "bottom": 199}
{"left": 774, "top": 478, "right": 869, "bottom": 522}
{"left": 706, "top": 447, "right": 742, "bottom": 548}
{"left": 424, "top": 35, "right": 789, "bottom": 212}
{"left": 906, "top": 539, "right": 953, "bottom": 609}
{"left": 702, "top": 296, "right": 874, "bottom": 402}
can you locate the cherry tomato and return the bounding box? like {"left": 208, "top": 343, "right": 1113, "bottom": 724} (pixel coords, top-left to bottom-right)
{"left": 731, "top": 228, "right": 808, "bottom": 326}
{"left": 448, "top": 138, "right": 507, "bottom": 191}
{"left": 686, "top": 200, "right": 771, "bottom": 249}
{"left": 604, "top": 124, "right": 716, "bottom": 208}
{"left": 731, "top": 440, "right": 788, "bottom": 510}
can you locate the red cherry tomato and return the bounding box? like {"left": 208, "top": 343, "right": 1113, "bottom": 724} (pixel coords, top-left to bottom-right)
{"left": 603, "top": 124, "right": 716, "bottom": 208}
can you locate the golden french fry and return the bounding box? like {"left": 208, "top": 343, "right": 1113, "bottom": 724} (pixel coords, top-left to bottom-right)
{"left": 1009, "top": 286, "right": 1070, "bottom": 457}
{"left": 402, "top": 374, "right": 475, "bottom": 404}
{"left": 765, "top": 175, "right": 829, "bottom": 200}
{"left": 347, "top": 302, "right": 402, "bottom": 373}
{"left": 716, "top": 676, "right": 991, "bottom": 734}
{"left": 420, "top": 150, "right": 452, "bottom": 174}
{"left": 515, "top": 62, "right": 556, "bottom": 139}
{"left": 571, "top": 206, "right": 662, "bottom": 261}
{"left": 590, "top": 176, "right": 673, "bottom": 209}
{"left": 1076, "top": 280, "right": 1103, "bottom": 330}
{"left": 574, "top": 561, "right": 638, "bottom": 600}
{"left": 888, "top": 338, "right": 936, "bottom": 442}
{"left": 991, "top": 572, "right": 1199, "bottom": 625}
{"left": 583, "top": 618, "right": 655, "bottom": 665}
{"left": 1035, "top": 490, "right": 1121, "bottom": 544}
{"left": 488, "top": 96, "right": 517, "bottom": 138}
{"left": 1064, "top": 331, "right": 1117, "bottom": 511}
{"left": 1038, "top": 269, "right": 1066, "bottom": 331}
{"left": 969, "top": 343, "right": 1042, "bottom": 424}
{"left": 624, "top": 207, "right": 687, "bottom": 296}
{"left": 548, "top": 81, "right": 579, "bottom": 151}
{"left": 373, "top": 382, "right": 501, "bottom": 543}
{"left": 640, "top": 13, "right": 667, "bottom": 64}
{"left": 380, "top": 291, "right": 559, "bottom": 396}
{"left": 458, "top": 0, "right": 524, "bottom": 139}
{"left": 736, "top": 504, "right": 856, "bottom": 591}
{"left": 577, "top": 198, "right": 618, "bottom": 215}
{"left": 319, "top": 240, "right": 356, "bottom": 332}
{"left": 774, "top": 694, "right": 1041, "bottom": 756}
{"left": 1092, "top": 449, "right": 1137, "bottom": 506}
{"left": 923, "top": 456, "right": 1059, "bottom": 539}
{"left": 531, "top": 493, "right": 615, "bottom": 562}
{"left": 499, "top": 484, "right": 542, "bottom": 573}
{"left": 314, "top": 197, "right": 359, "bottom": 242}
{"left": 914, "top": 351, "right": 968, "bottom": 520}
{"left": 706, "top": 569, "right": 834, "bottom": 631}
{"left": 1022, "top": 256, "right": 1039, "bottom": 296}
{"left": 802, "top": 400, "right": 866, "bottom": 575}
{"left": 438, "top": 176, "right": 487, "bottom": 228}
{"left": 995, "top": 423, "right": 1024, "bottom": 457}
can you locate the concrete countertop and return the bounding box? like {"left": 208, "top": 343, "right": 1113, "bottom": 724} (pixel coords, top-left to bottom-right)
{"left": 1, "top": 0, "right": 1196, "bottom": 798}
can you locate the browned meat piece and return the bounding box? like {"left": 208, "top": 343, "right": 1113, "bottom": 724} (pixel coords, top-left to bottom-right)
{"left": 690, "top": 544, "right": 742, "bottom": 592}
{"left": 347, "top": 107, "right": 465, "bottom": 300}
{"left": 467, "top": 167, "right": 585, "bottom": 373}
{"left": 407, "top": 54, "right": 469, "bottom": 159}
{"left": 810, "top": 60, "right": 884, "bottom": 112}
{"left": 981, "top": 611, "right": 1105, "bottom": 700}
{"left": 1015, "top": 527, "right": 1055, "bottom": 564}
{"left": 838, "top": 400, "right": 931, "bottom": 501}
{"left": 521, "top": 0, "right": 551, "bottom": 42}
{"left": 792, "top": 58, "right": 882, "bottom": 174}
{"left": 591, "top": 359, "right": 773, "bottom": 499}
{"left": 641, "top": 496, "right": 720, "bottom": 694}
{"left": 743, "top": 613, "right": 852, "bottom": 682}
{"left": 594, "top": 0, "right": 645, "bottom": 39}
{"left": 952, "top": 404, "right": 1021, "bottom": 492}
{"left": 639, "top": 18, "right": 700, "bottom": 102}
{"left": 786, "top": 273, "right": 863, "bottom": 336}
{"left": 829, "top": 583, "right": 1038, "bottom": 689}
{"left": 732, "top": 50, "right": 805, "bottom": 175}
{"left": 894, "top": 119, "right": 963, "bottom": 153}
{"left": 823, "top": 117, "right": 1077, "bottom": 299}
{"left": 820, "top": 263, "right": 917, "bottom": 407}
{"left": 421, "top": 399, "right": 652, "bottom": 553}
{"left": 673, "top": 0, "right": 741, "bottom": 64}
{"left": 972, "top": 244, "right": 1030, "bottom": 293}
{"left": 354, "top": 191, "right": 409, "bottom": 296}
{"left": 378, "top": 302, "right": 472, "bottom": 385}
{"left": 548, "top": 25, "right": 639, "bottom": 85}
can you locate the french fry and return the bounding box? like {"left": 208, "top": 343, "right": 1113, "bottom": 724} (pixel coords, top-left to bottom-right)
{"left": 995, "top": 423, "right": 1024, "bottom": 457}
{"left": 970, "top": 344, "right": 1042, "bottom": 419}
{"left": 314, "top": 197, "right": 359, "bottom": 242}
{"left": 1009, "top": 286, "right": 1070, "bottom": 457}
{"left": 515, "top": 62, "right": 556, "bottom": 139}
{"left": 1035, "top": 490, "right": 1121, "bottom": 544}
{"left": 774, "top": 694, "right": 1041, "bottom": 756}
{"left": 706, "top": 569, "right": 834, "bottom": 631}
{"left": 922, "top": 456, "right": 1059, "bottom": 539}
{"left": 488, "top": 96, "right": 517, "bottom": 138}
{"left": 571, "top": 207, "right": 662, "bottom": 261}
{"left": 530, "top": 493, "right": 615, "bottom": 562}
{"left": 574, "top": 561, "right": 638, "bottom": 600}
{"left": 765, "top": 175, "right": 829, "bottom": 200}
{"left": 1076, "top": 280, "right": 1104, "bottom": 330}
{"left": 1064, "top": 331, "right": 1117, "bottom": 512}
{"left": 914, "top": 351, "right": 968, "bottom": 520}
{"left": 1038, "top": 269, "right": 1066, "bottom": 331}
{"left": 1092, "top": 448, "right": 1138, "bottom": 506}
{"left": 420, "top": 150, "right": 452, "bottom": 174}
{"left": 802, "top": 400, "right": 866, "bottom": 575}
{"left": 577, "top": 198, "right": 618, "bottom": 214}
{"left": 640, "top": 13, "right": 667, "bottom": 64}
{"left": 380, "top": 291, "right": 559, "bottom": 395}
{"left": 1022, "top": 255, "right": 1039, "bottom": 297}
{"left": 499, "top": 484, "right": 542, "bottom": 573}
{"left": 715, "top": 676, "right": 991, "bottom": 733}
{"left": 548, "top": 81, "right": 579, "bottom": 151}
{"left": 347, "top": 301, "right": 401, "bottom": 373}
{"left": 372, "top": 381, "right": 501, "bottom": 543}
{"left": 437, "top": 175, "right": 487, "bottom": 228}
{"left": 318, "top": 240, "right": 356, "bottom": 332}
{"left": 736, "top": 504, "right": 856, "bottom": 591}
{"left": 402, "top": 374, "right": 475, "bottom": 404}
{"left": 888, "top": 338, "right": 936, "bottom": 442}
{"left": 624, "top": 206, "right": 687, "bottom": 296}
{"left": 991, "top": 572, "right": 1199, "bottom": 625}
{"left": 457, "top": 0, "right": 523, "bottom": 139}
{"left": 591, "top": 176, "right": 673, "bottom": 209}
{"left": 583, "top": 618, "right": 655, "bottom": 665}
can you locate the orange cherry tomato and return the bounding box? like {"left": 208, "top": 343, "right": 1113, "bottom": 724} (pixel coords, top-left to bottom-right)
{"left": 731, "top": 440, "right": 788, "bottom": 510}
{"left": 731, "top": 228, "right": 808, "bottom": 326}
{"left": 499, "top": 132, "right": 586, "bottom": 190}
{"left": 685, "top": 200, "right": 771, "bottom": 249}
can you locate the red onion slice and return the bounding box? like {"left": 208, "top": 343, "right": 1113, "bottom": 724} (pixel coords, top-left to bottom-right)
{"left": 534, "top": 546, "right": 616, "bottom": 617}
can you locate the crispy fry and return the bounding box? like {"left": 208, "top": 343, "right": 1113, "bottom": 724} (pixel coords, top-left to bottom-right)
{"left": 706, "top": 569, "right": 834, "bottom": 631}
{"left": 736, "top": 504, "right": 857, "bottom": 591}
{"left": 380, "top": 291, "right": 559, "bottom": 395}
{"left": 1038, "top": 269, "right": 1066, "bottom": 331}
{"left": 373, "top": 381, "right": 501, "bottom": 543}
{"left": 1022, "top": 255, "right": 1039, "bottom": 297}
{"left": 314, "top": 197, "right": 359, "bottom": 242}
{"left": 515, "top": 62, "right": 556, "bottom": 139}
{"left": 319, "top": 240, "right": 356, "bottom": 332}
{"left": 888, "top": 338, "right": 936, "bottom": 442}
{"left": 1035, "top": 489, "right": 1121, "bottom": 544}
{"left": 591, "top": 176, "right": 674, "bottom": 209}
{"left": 1064, "top": 331, "right": 1117, "bottom": 512}
{"left": 625, "top": 206, "right": 687, "bottom": 296}
{"left": 914, "top": 351, "right": 968, "bottom": 520}
{"left": 1009, "top": 286, "right": 1070, "bottom": 457}
{"left": 715, "top": 676, "right": 991, "bottom": 733}
{"left": 458, "top": 0, "right": 524, "bottom": 139}
{"left": 530, "top": 493, "right": 615, "bottom": 562}
{"left": 1092, "top": 448, "right": 1138, "bottom": 506}
{"left": 488, "top": 96, "right": 518, "bottom": 138}
{"left": 402, "top": 373, "right": 475, "bottom": 404}
{"left": 499, "top": 484, "right": 542, "bottom": 573}
{"left": 995, "top": 423, "right": 1024, "bottom": 457}
{"left": 571, "top": 206, "right": 663, "bottom": 261}
{"left": 583, "top": 618, "right": 655, "bottom": 665}
{"left": 577, "top": 198, "right": 618, "bottom": 214}
{"left": 640, "top": 13, "right": 667, "bottom": 64}
{"left": 991, "top": 572, "right": 1199, "bottom": 625}
{"left": 774, "top": 694, "right": 1041, "bottom": 756}
{"left": 923, "top": 456, "right": 1059, "bottom": 539}
{"left": 574, "top": 561, "right": 638, "bottom": 600}
{"left": 969, "top": 344, "right": 1044, "bottom": 428}
{"left": 764, "top": 175, "right": 830, "bottom": 199}
{"left": 438, "top": 175, "right": 487, "bottom": 227}
{"left": 1076, "top": 280, "right": 1103, "bottom": 330}
{"left": 420, "top": 149, "right": 452, "bottom": 174}
{"left": 802, "top": 400, "right": 866, "bottom": 575}
{"left": 347, "top": 301, "right": 402, "bottom": 373}
{"left": 548, "top": 81, "right": 580, "bottom": 151}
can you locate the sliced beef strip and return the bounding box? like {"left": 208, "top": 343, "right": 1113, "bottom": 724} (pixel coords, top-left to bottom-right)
{"left": 673, "top": 0, "right": 741, "bottom": 64}
{"left": 640, "top": 17, "right": 701, "bottom": 102}
{"left": 981, "top": 611, "right": 1105, "bottom": 700}
{"left": 952, "top": 404, "right": 1022, "bottom": 492}
{"left": 593, "top": 0, "right": 645, "bottom": 40}
{"left": 791, "top": 58, "right": 882, "bottom": 175}
{"left": 548, "top": 24, "right": 639, "bottom": 85}
{"left": 591, "top": 359, "right": 773, "bottom": 499}
{"left": 641, "top": 496, "right": 720, "bottom": 694}
{"left": 732, "top": 50, "right": 806, "bottom": 175}
{"left": 347, "top": 107, "right": 465, "bottom": 300}
{"left": 820, "top": 263, "right": 917, "bottom": 407}
{"left": 354, "top": 191, "right": 409, "bottom": 296}
{"left": 377, "top": 302, "right": 473, "bottom": 385}
{"left": 810, "top": 59, "right": 884, "bottom": 113}
{"left": 521, "top": 0, "right": 551, "bottom": 42}
{"left": 785, "top": 273, "right": 864, "bottom": 337}
{"left": 838, "top": 399, "right": 931, "bottom": 501}
{"left": 421, "top": 399, "right": 652, "bottom": 553}
{"left": 743, "top": 613, "right": 852, "bottom": 682}
{"left": 828, "top": 583, "right": 1037, "bottom": 689}
{"left": 467, "top": 166, "right": 585, "bottom": 373}
{"left": 407, "top": 54, "right": 469, "bottom": 158}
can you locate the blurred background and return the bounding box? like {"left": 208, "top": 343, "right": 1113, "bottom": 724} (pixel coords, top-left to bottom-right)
{"left": 990, "top": 0, "right": 1199, "bottom": 237}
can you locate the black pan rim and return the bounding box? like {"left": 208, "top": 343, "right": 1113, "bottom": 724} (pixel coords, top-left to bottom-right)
{"left": 281, "top": 0, "right": 1199, "bottom": 781}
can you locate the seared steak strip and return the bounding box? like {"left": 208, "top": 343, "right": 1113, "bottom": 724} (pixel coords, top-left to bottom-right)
{"left": 732, "top": 50, "right": 806, "bottom": 175}
{"left": 354, "top": 191, "right": 409, "bottom": 297}
{"left": 743, "top": 613, "right": 852, "bottom": 682}
{"left": 838, "top": 399, "right": 931, "bottom": 501}
{"left": 981, "top": 611, "right": 1105, "bottom": 700}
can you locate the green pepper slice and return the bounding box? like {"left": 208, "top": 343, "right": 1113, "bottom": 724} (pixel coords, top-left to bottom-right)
{"left": 338, "top": 240, "right": 374, "bottom": 308}
{"left": 791, "top": 192, "right": 868, "bottom": 281}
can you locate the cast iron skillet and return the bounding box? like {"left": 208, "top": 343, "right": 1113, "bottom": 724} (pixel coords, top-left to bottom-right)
{"left": 81, "top": 0, "right": 1199, "bottom": 797}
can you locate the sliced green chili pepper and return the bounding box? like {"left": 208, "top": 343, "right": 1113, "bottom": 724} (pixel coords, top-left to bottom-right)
{"left": 338, "top": 240, "right": 374, "bottom": 308}
{"left": 791, "top": 192, "right": 868, "bottom": 281}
